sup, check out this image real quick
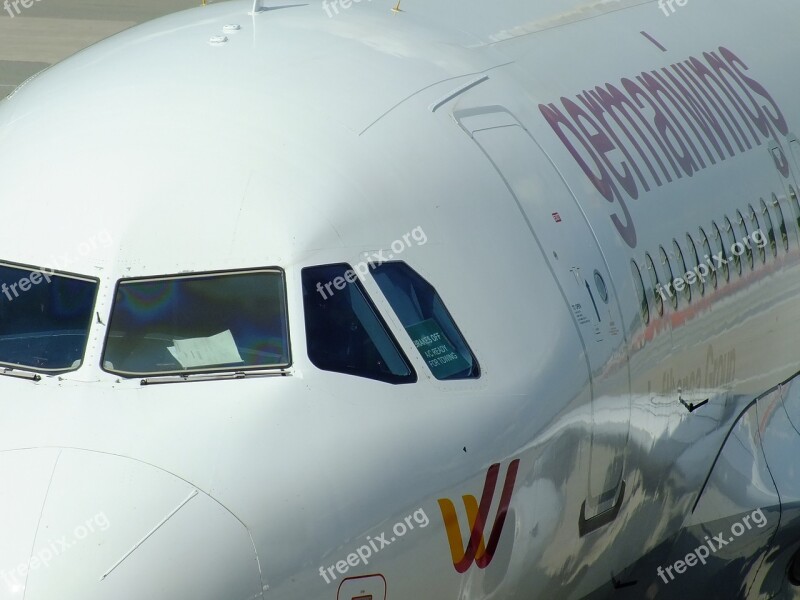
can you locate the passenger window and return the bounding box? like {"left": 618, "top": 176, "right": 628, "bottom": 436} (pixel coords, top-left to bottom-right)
{"left": 104, "top": 269, "right": 290, "bottom": 377}
{"left": 672, "top": 239, "right": 691, "bottom": 304}
{"left": 760, "top": 199, "right": 777, "bottom": 258}
{"left": 371, "top": 262, "right": 479, "bottom": 380}
{"left": 735, "top": 210, "right": 753, "bottom": 270}
{"left": 301, "top": 264, "right": 415, "bottom": 384}
{"left": 659, "top": 245, "right": 677, "bottom": 309}
{"left": 631, "top": 260, "right": 649, "bottom": 325}
{"left": 790, "top": 186, "right": 800, "bottom": 233}
{"left": 771, "top": 194, "right": 789, "bottom": 252}
{"left": 645, "top": 252, "right": 664, "bottom": 317}
{"left": 723, "top": 217, "right": 741, "bottom": 277}
{"left": 748, "top": 205, "right": 766, "bottom": 264}
{"left": 711, "top": 222, "right": 729, "bottom": 283}
{"left": 685, "top": 233, "right": 704, "bottom": 297}
{"left": 698, "top": 228, "right": 717, "bottom": 290}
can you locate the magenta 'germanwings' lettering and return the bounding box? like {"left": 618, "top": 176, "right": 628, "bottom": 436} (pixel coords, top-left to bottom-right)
{"left": 540, "top": 47, "right": 789, "bottom": 249}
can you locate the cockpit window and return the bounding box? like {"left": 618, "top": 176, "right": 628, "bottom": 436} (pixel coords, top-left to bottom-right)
{"left": 370, "top": 262, "right": 479, "bottom": 380}
{"left": 103, "top": 269, "right": 290, "bottom": 376}
{"left": 0, "top": 263, "right": 97, "bottom": 373}
{"left": 302, "top": 264, "right": 416, "bottom": 384}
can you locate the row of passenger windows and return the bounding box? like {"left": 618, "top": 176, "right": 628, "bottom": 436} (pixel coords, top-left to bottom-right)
{"left": 631, "top": 186, "right": 800, "bottom": 325}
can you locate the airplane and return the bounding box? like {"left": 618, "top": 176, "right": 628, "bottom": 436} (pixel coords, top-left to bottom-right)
{"left": 0, "top": 0, "right": 798, "bottom": 597}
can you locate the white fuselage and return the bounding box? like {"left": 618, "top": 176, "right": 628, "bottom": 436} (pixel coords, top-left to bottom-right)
{"left": 0, "top": 1, "right": 799, "bottom": 599}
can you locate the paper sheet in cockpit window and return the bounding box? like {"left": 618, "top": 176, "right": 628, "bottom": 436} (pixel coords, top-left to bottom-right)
{"left": 168, "top": 330, "right": 244, "bottom": 369}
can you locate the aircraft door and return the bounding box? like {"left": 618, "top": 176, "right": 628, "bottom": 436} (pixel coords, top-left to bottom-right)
{"left": 455, "top": 106, "right": 631, "bottom": 529}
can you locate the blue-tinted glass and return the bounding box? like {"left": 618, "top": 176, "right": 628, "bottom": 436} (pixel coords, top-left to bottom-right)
{"left": 0, "top": 264, "right": 97, "bottom": 372}
{"left": 371, "top": 262, "right": 479, "bottom": 380}
{"left": 103, "top": 270, "right": 289, "bottom": 375}
{"left": 302, "top": 264, "right": 415, "bottom": 384}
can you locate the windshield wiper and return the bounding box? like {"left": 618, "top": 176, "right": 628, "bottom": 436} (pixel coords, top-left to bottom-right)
{"left": 0, "top": 367, "right": 42, "bottom": 382}
{"left": 140, "top": 368, "right": 290, "bottom": 386}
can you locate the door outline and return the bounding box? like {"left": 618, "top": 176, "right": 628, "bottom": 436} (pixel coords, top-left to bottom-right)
{"left": 454, "top": 105, "right": 631, "bottom": 525}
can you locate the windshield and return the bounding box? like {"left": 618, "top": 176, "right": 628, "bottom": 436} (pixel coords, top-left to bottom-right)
{"left": 102, "top": 269, "right": 290, "bottom": 376}
{"left": 0, "top": 263, "right": 97, "bottom": 373}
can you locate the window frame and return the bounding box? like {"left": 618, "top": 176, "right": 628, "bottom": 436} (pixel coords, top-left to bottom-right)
{"left": 771, "top": 193, "right": 788, "bottom": 253}
{"left": 748, "top": 204, "right": 766, "bottom": 264}
{"left": 735, "top": 209, "right": 753, "bottom": 271}
{"left": 659, "top": 245, "right": 677, "bottom": 310}
{"left": 698, "top": 227, "right": 717, "bottom": 290}
{"left": 759, "top": 198, "right": 777, "bottom": 258}
{"left": 631, "top": 259, "right": 649, "bottom": 324}
{"left": 685, "top": 233, "right": 704, "bottom": 297}
{"left": 723, "top": 216, "right": 741, "bottom": 277}
{"left": 369, "top": 261, "right": 480, "bottom": 381}
{"left": 0, "top": 260, "right": 100, "bottom": 375}
{"left": 790, "top": 186, "right": 800, "bottom": 234}
{"left": 102, "top": 267, "right": 292, "bottom": 378}
{"left": 672, "top": 238, "right": 691, "bottom": 304}
{"left": 645, "top": 252, "right": 664, "bottom": 317}
{"left": 301, "top": 263, "right": 416, "bottom": 385}
{"left": 711, "top": 221, "right": 730, "bottom": 283}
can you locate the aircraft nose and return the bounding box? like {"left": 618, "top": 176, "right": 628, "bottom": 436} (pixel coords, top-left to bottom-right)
{"left": 0, "top": 448, "right": 263, "bottom": 600}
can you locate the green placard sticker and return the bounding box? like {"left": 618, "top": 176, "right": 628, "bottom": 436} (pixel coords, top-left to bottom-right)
{"left": 406, "top": 319, "right": 470, "bottom": 379}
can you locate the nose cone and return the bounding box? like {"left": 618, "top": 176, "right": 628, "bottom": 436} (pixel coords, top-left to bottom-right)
{"left": 0, "top": 449, "right": 263, "bottom": 600}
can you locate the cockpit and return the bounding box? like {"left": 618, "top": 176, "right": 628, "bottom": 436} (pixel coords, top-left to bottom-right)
{"left": 0, "top": 260, "right": 479, "bottom": 384}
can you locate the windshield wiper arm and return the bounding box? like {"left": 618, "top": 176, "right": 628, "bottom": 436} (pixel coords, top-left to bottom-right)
{"left": 140, "top": 368, "right": 290, "bottom": 386}
{"left": 0, "top": 367, "right": 42, "bottom": 382}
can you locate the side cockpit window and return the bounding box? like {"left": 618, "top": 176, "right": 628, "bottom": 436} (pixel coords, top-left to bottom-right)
{"left": 103, "top": 269, "right": 290, "bottom": 376}
{"left": 302, "top": 264, "right": 416, "bottom": 384}
{"left": 371, "top": 262, "right": 479, "bottom": 380}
